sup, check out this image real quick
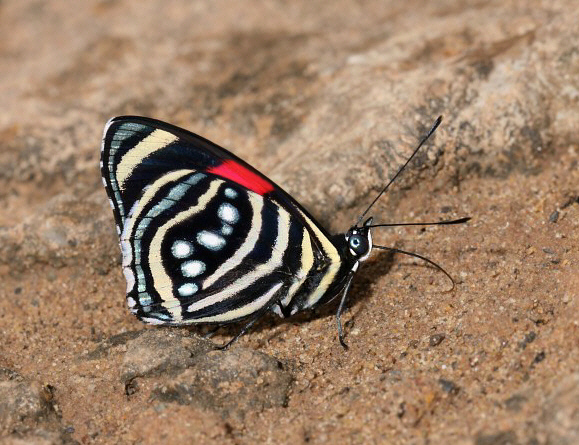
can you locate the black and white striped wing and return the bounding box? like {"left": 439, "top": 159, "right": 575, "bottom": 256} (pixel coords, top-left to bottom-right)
{"left": 101, "top": 117, "right": 345, "bottom": 325}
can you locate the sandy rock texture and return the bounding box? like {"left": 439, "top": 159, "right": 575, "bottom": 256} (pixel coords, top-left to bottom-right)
{"left": 1, "top": 0, "right": 578, "bottom": 444}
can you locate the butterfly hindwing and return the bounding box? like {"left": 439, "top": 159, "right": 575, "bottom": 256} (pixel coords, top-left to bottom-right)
{"left": 101, "top": 116, "right": 346, "bottom": 325}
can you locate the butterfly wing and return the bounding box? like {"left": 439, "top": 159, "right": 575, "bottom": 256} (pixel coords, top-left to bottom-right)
{"left": 101, "top": 116, "right": 346, "bottom": 324}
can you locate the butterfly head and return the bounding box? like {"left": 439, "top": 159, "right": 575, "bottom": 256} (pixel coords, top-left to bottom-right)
{"left": 345, "top": 217, "right": 374, "bottom": 263}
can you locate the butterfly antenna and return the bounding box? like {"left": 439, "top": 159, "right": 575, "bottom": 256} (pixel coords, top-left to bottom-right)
{"left": 355, "top": 115, "right": 443, "bottom": 227}
{"left": 366, "top": 217, "right": 470, "bottom": 229}
{"left": 373, "top": 244, "right": 456, "bottom": 291}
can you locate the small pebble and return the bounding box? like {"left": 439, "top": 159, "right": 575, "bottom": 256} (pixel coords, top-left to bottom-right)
{"left": 429, "top": 333, "right": 446, "bottom": 347}
{"left": 438, "top": 378, "right": 460, "bottom": 395}
{"left": 519, "top": 332, "right": 537, "bottom": 350}
{"left": 504, "top": 394, "right": 528, "bottom": 412}
{"left": 532, "top": 351, "right": 546, "bottom": 366}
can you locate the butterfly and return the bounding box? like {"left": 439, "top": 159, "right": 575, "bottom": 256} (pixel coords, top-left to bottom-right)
{"left": 100, "top": 115, "right": 469, "bottom": 348}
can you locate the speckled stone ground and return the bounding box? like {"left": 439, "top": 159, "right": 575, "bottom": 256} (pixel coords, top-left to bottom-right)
{"left": 1, "top": 1, "right": 578, "bottom": 444}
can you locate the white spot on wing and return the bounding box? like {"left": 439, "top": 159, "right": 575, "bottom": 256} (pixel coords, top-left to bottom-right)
{"left": 186, "top": 201, "right": 289, "bottom": 313}
{"left": 148, "top": 180, "right": 222, "bottom": 323}
{"left": 218, "top": 203, "right": 239, "bottom": 224}
{"left": 197, "top": 231, "right": 226, "bottom": 251}
{"left": 203, "top": 193, "right": 263, "bottom": 288}
{"left": 172, "top": 240, "right": 193, "bottom": 258}
{"left": 178, "top": 283, "right": 198, "bottom": 296}
{"left": 126, "top": 296, "right": 137, "bottom": 308}
{"left": 221, "top": 224, "right": 233, "bottom": 235}
{"left": 224, "top": 188, "right": 237, "bottom": 198}
{"left": 181, "top": 260, "right": 206, "bottom": 277}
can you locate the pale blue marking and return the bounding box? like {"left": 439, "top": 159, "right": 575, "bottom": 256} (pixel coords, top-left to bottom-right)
{"left": 224, "top": 188, "right": 238, "bottom": 198}
{"left": 138, "top": 291, "right": 152, "bottom": 312}
{"left": 221, "top": 224, "right": 233, "bottom": 236}
{"left": 149, "top": 312, "right": 172, "bottom": 321}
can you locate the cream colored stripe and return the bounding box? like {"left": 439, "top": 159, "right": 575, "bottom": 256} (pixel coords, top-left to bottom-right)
{"left": 116, "top": 129, "right": 178, "bottom": 190}
{"left": 121, "top": 169, "right": 195, "bottom": 245}
{"left": 281, "top": 227, "right": 315, "bottom": 306}
{"left": 301, "top": 210, "right": 342, "bottom": 308}
{"left": 192, "top": 282, "right": 283, "bottom": 323}
{"left": 187, "top": 203, "right": 291, "bottom": 314}
{"left": 148, "top": 180, "right": 222, "bottom": 322}
{"left": 203, "top": 193, "right": 264, "bottom": 287}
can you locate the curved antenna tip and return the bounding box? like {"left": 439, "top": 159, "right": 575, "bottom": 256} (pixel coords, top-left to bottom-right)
{"left": 428, "top": 115, "right": 444, "bottom": 137}
{"left": 354, "top": 115, "right": 445, "bottom": 226}
{"left": 372, "top": 245, "right": 457, "bottom": 292}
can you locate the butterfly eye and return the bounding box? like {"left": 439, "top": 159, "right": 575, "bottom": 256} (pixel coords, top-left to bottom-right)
{"left": 348, "top": 234, "right": 368, "bottom": 256}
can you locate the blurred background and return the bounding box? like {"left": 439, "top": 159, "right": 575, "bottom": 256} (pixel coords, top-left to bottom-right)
{"left": 1, "top": 1, "right": 579, "bottom": 444}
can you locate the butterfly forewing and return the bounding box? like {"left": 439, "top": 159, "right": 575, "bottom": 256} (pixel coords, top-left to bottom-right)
{"left": 101, "top": 116, "right": 346, "bottom": 326}
{"left": 101, "top": 118, "right": 228, "bottom": 233}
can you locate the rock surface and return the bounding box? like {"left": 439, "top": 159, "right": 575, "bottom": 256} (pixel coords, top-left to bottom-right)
{"left": 540, "top": 373, "right": 579, "bottom": 445}
{"left": 114, "top": 329, "right": 291, "bottom": 419}
{"left": 1, "top": 0, "right": 579, "bottom": 444}
{"left": 0, "top": 369, "right": 74, "bottom": 444}
{"left": 152, "top": 348, "right": 292, "bottom": 417}
{"left": 0, "top": 369, "right": 51, "bottom": 435}
{"left": 119, "top": 329, "right": 213, "bottom": 383}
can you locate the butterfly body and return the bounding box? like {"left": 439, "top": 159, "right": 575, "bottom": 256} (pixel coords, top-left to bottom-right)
{"left": 101, "top": 117, "right": 371, "bottom": 334}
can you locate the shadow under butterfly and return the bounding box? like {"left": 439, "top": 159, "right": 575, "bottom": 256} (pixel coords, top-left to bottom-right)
{"left": 100, "top": 115, "right": 469, "bottom": 349}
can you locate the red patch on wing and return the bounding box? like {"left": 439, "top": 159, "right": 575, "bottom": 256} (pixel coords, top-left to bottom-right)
{"left": 207, "top": 160, "right": 274, "bottom": 195}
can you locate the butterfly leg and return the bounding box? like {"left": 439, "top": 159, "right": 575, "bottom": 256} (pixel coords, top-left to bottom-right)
{"left": 277, "top": 301, "right": 293, "bottom": 318}
{"left": 215, "top": 288, "right": 287, "bottom": 350}
{"left": 215, "top": 312, "right": 264, "bottom": 350}
{"left": 336, "top": 275, "right": 354, "bottom": 349}
{"left": 203, "top": 325, "right": 221, "bottom": 339}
